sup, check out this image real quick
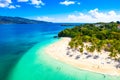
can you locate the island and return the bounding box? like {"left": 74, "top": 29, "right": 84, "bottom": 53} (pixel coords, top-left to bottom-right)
{"left": 45, "top": 22, "right": 120, "bottom": 75}
{"left": 0, "top": 16, "right": 51, "bottom": 24}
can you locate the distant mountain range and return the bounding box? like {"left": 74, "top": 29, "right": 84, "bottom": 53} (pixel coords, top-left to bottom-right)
{"left": 0, "top": 16, "right": 51, "bottom": 24}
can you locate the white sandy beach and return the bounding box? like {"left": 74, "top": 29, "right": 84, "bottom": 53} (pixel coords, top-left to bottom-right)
{"left": 45, "top": 38, "right": 120, "bottom": 76}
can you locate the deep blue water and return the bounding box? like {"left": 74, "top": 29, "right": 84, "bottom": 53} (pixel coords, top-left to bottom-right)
{"left": 0, "top": 23, "right": 71, "bottom": 80}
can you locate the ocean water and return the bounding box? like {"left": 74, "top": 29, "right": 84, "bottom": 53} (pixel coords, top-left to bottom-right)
{"left": 0, "top": 23, "right": 120, "bottom": 80}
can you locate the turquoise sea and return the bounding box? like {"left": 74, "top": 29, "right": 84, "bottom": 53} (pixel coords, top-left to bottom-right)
{"left": 0, "top": 23, "right": 120, "bottom": 80}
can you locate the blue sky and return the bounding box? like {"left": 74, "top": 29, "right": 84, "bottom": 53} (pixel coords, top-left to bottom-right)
{"left": 0, "top": 0, "right": 120, "bottom": 22}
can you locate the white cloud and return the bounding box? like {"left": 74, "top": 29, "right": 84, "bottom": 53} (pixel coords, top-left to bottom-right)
{"left": 35, "top": 8, "right": 120, "bottom": 23}
{"left": 18, "top": 0, "right": 45, "bottom": 8}
{"left": 16, "top": 5, "right": 21, "bottom": 8}
{"left": 34, "top": 5, "right": 41, "bottom": 8}
{"left": 36, "top": 16, "right": 55, "bottom": 22}
{"left": 66, "top": 8, "right": 120, "bottom": 23}
{"left": 0, "top": 0, "right": 12, "bottom": 7}
{"left": 0, "top": 0, "right": 45, "bottom": 8}
{"left": 8, "top": 5, "right": 21, "bottom": 9}
{"left": 6, "top": 0, "right": 12, "bottom": 3}
{"left": 77, "top": 2, "right": 80, "bottom": 5}
{"left": 60, "top": 0, "right": 75, "bottom": 6}
{"left": 8, "top": 5, "right": 15, "bottom": 9}
{"left": 0, "top": 0, "right": 20, "bottom": 9}
{"left": 31, "top": 0, "right": 44, "bottom": 6}
{"left": 18, "top": 0, "right": 29, "bottom": 2}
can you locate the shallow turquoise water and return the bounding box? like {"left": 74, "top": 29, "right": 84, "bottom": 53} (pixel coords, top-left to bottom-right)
{"left": 8, "top": 38, "right": 120, "bottom": 80}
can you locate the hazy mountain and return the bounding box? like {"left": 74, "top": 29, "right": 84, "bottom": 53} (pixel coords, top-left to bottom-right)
{"left": 0, "top": 16, "right": 51, "bottom": 24}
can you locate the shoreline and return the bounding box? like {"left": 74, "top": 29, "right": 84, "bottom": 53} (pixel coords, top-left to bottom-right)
{"left": 45, "top": 37, "right": 120, "bottom": 76}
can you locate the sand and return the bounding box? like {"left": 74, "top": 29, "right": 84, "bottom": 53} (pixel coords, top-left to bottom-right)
{"left": 45, "top": 37, "right": 120, "bottom": 76}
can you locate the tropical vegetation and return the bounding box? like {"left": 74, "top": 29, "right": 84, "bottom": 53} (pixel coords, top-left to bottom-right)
{"left": 58, "top": 22, "right": 120, "bottom": 59}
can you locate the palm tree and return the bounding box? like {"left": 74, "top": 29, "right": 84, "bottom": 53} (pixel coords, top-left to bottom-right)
{"left": 90, "top": 46, "right": 95, "bottom": 52}
{"left": 109, "top": 52, "right": 118, "bottom": 59}
{"left": 79, "top": 47, "right": 83, "bottom": 53}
